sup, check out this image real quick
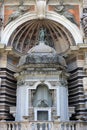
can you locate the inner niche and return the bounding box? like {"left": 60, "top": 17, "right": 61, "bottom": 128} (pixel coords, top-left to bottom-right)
{"left": 8, "top": 19, "right": 75, "bottom": 55}
{"left": 33, "top": 84, "right": 52, "bottom": 107}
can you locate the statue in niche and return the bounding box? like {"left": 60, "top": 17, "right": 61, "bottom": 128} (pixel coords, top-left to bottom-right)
{"left": 54, "top": 4, "right": 78, "bottom": 26}
{"left": 39, "top": 28, "right": 46, "bottom": 41}
{"left": 8, "top": 1, "right": 31, "bottom": 23}
{"left": 81, "top": 8, "right": 87, "bottom": 37}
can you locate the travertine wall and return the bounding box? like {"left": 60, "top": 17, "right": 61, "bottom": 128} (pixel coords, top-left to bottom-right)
{"left": 0, "top": 47, "right": 17, "bottom": 120}
{"left": 67, "top": 47, "right": 87, "bottom": 120}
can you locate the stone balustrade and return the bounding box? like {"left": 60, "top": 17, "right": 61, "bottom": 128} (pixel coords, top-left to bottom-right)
{"left": 0, "top": 121, "right": 87, "bottom": 130}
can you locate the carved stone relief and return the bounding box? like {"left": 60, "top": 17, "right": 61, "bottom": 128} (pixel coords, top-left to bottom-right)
{"left": 8, "top": 5, "right": 31, "bottom": 23}
{"left": 17, "top": 80, "right": 36, "bottom": 87}
{"left": 82, "top": 8, "right": 87, "bottom": 37}
{"left": 54, "top": 5, "right": 78, "bottom": 26}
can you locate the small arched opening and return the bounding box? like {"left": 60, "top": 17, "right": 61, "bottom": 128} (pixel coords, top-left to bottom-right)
{"left": 33, "top": 84, "right": 52, "bottom": 121}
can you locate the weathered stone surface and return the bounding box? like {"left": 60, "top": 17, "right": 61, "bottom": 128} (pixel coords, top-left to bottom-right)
{"left": 18, "top": 41, "right": 67, "bottom": 68}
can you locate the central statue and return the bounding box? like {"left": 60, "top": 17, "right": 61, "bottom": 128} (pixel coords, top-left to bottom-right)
{"left": 39, "top": 28, "right": 46, "bottom": 41}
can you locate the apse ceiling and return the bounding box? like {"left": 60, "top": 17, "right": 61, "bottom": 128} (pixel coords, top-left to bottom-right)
{"left": 8, "top": 19, "right": 75, "bottom": 55}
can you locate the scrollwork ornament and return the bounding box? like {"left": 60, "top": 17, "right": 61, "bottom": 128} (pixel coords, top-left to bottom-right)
{"left": 49, "top": 81, "right": 61, "bottom": 87}
{"left": 54, "top": 4, "right": 78, "bottom": 26}
{"left": 17, "top": 81, "right": 25, "bottom": 86}
{"left": 60, "top": 80, "right": 68, "bottom": 87}
{"left": 8, "top": 4, "right": 31, "bottom": 24}
{"left": 49, "top": 81, "right": 57, "bottom": 87}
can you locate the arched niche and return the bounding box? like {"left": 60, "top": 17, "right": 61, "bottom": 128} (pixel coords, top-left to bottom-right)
{"left": 33, "top": 84, "right": 53, "bottom": 107}
{"left": 1, "top": 12, "right": 83, "bottom": 55}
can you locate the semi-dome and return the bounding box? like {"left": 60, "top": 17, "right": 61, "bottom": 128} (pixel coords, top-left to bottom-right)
{"left": 8, "top": 19, "right": 75, "bottom": 55}
{"left": 18, "top": 40, "right": 67, "bottom": 68}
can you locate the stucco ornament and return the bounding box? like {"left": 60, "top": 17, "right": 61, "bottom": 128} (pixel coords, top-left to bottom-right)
{"left": 54, "top": 4, "right": 78, "bottom": 25}
{"left": 36, "top": 0, "right": 46, "bottom": 19}
{"left": 8, "top": 4, "right": 31, "bottom": 23}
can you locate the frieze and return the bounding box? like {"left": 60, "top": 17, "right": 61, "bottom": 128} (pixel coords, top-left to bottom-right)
{"left": 18, "top": 70, "right": 62, "bottom": 76}
{"left": 17, "top": 80, "right": 37, "bottom": 86}
{"left": 25, "top": 53, "right": 67, "bottom": 68}
{"left": 17, "top": 80, "right": 68, "bottom": 87}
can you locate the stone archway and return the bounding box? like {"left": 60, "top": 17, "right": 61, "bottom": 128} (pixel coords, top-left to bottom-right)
{"left": 1, "top": 11, "right": 83, "bottom": 46}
